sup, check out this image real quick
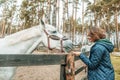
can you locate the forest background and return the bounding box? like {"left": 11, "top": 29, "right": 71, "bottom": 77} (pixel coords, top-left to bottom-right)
{"left": 0, "top": 0, "right": 120, "bottom": 50}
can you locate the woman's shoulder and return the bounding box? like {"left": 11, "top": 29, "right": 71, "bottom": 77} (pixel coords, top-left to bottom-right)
{"left": 91, "top": 43, "right": 106, "bottom": 51}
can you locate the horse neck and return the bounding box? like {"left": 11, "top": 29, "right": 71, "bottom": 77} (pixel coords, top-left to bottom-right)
{"left": 0, "top": 25, "right": 42, "bottom": 54}
{"left": 5, "top": 26, "right": 42, "bottom": 43}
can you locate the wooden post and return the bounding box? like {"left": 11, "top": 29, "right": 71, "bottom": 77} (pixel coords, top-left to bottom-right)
{"left": 60, "top": 64, "right": 66, "bottom": 80}
{"left": 65, "top": 53, "right": 75, "bottom": 80}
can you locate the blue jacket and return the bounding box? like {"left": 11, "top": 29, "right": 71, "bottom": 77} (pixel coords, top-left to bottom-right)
{"left": 80, "top": 39, "right": 115, "bottom": 80}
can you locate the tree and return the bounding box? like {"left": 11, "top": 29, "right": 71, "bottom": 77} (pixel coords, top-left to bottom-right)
{"left": 85, "top": 0, "right": 120, "bottom": 49}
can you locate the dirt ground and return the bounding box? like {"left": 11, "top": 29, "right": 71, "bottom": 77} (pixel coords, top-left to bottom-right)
{"left": 12, "top": 50, "right": 87, "bottom": 80}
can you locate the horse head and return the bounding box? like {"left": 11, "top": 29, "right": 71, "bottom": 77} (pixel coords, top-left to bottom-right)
{"left": 40, "top": 20, "right": 73, "bottom": 52}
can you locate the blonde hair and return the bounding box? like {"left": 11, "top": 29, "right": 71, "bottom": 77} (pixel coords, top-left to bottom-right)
{"left": 87, "top": 27, "right": 106, "bottom": 41}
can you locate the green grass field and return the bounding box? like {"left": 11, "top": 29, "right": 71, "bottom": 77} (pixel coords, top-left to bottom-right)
{"left": 111, "top": 54, "right": 120, "bottom": 80}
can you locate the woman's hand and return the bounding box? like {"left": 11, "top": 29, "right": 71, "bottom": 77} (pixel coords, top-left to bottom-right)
{"left": 72, "top": 51, "right": 81, "bottom": 56}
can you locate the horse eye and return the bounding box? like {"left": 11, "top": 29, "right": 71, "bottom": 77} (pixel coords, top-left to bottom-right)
{"left": 52, "top": 31, "right": 57, "bottom": 33}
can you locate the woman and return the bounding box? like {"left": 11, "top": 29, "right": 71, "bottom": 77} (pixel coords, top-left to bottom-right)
{"left": 73, "top": 27, "right": 115, "bottom": 80}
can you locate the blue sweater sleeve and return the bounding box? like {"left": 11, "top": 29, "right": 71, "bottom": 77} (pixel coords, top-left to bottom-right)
{"left": 79, "top": 46, "right": 104, "bottom": 69}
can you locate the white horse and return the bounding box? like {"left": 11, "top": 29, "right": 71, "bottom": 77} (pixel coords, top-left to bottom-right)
{"left": 0, "top": 20, "right": 73, "bottom": 80}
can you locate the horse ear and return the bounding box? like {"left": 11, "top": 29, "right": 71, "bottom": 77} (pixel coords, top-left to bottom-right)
{"left": 40, "top": 19, "right": 45, "bottom": 29}
{"left": 40, "top": 14, "right": 47, "bottom": 27}
{"left": 41, "top": 19, "right": 45, "bottom": 26}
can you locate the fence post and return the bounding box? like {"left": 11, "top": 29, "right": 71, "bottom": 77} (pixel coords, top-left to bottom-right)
{"left": 60, "top": 64, "right": 66, "bottom": 80}
{"left": 65, "top": 53, "right": 75, "bottom": 80}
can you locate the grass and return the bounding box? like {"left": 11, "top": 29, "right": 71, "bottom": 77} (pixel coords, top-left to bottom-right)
{"left": 111, "top": 54, "right": 120, "bottom": 80}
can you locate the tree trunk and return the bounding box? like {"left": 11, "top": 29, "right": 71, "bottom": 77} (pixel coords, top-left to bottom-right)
{"left": 115, "top": 9, "right": 119, "bottom": 50}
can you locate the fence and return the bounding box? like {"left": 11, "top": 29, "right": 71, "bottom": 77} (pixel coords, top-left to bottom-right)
{"left": 0, "top": 53, "right": 88, "bottom": 80}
